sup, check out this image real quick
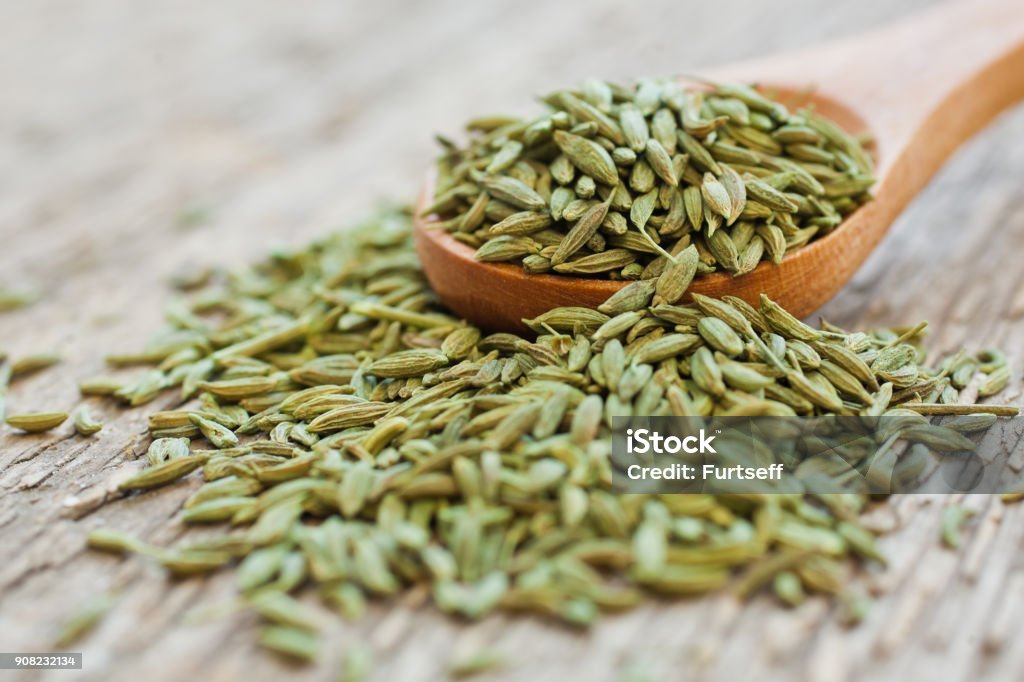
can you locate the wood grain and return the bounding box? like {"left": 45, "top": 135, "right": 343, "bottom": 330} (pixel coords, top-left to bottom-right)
{"left": 1, "top": 1, "right": 1023, "bottom": 681}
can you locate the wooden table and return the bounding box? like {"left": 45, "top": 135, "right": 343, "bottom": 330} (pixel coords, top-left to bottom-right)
{"left": 2, "top": 0, "right": 1022, "bottom": 679}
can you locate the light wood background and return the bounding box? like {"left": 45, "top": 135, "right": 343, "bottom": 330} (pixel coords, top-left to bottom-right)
{"left": 1, "top": 1, "right": 1023, "bottom": 680}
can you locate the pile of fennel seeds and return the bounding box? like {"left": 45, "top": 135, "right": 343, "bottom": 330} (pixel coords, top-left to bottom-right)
{"left": 65, "top": 205, "right": 1017, "bottom": 664}
{"left": 427, "top": 77, "right": 873, "bottom": 299}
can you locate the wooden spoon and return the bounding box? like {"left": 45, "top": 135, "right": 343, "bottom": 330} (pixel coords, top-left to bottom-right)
{"left": 414, "top": 0, "right": 1024, "bottom": 333}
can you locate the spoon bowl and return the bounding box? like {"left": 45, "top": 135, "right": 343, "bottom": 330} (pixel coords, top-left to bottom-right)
{"left": 415, "top": 0, "right": 1024, "bottom": 333}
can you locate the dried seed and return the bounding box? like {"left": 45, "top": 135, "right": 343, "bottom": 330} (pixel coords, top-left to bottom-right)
{"left": 653, "top": 245, "right": 699, "bottom": 306}
{"left": 941, "top": 506, "right": 976, "bottom": 549}
{"left": 147, "top": 437, "right": 191, "bottom": 465}
{"left": 551, "top": 199, "right": 611, "bottom": 265}
{"left": 6, "top": 411, "right": 68, "bottom": 433}
{"left": 119, "top": 456, "right": 205, "bottom": 491}
{"left": 553, "top": 130, "right": 620, "bottom": 186}
{"left": 53, "top": 594, "right": 115, "bottom": 647}
{"left": 11, "top": 353, "right": 62, "bottom": 377}
{"left": 369, "top": 349, "right": 449, "bottom": 378}
{"left": 190, "top": 413, "right": 240, "bottom": 448}
{"left": 450, "top": 649, "right": 505, "bottom": 678}
{"left": 697, "top": 317, "right": 745, "bottom": 356}
{"left": 258, "top": 625, "right": 320, "bottom": 662}
{"left": 72, "top": 406, "right": 103, "bottom": 436}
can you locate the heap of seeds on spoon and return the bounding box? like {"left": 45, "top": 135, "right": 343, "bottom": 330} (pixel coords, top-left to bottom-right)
{"left": 427, "top": 77, "right": 874, "bottom": 301}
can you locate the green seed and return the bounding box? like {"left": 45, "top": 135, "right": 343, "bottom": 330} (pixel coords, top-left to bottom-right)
{"left": 6, "top": 411, "right": 68, "bottom": 433}
{"left": 73, "top": 406, "right": 104, "bottom": 436}
{"left": 258, "top": 625, "right": 320, "bottom": 662}
{"left": 11, "top": 353, "right": 61, "bottom": 377}
{"left": 450, "top": 649, "right": 506, "bottom": 678}
{"left": 53, "top": 594, "right": 116, "bottom": 647}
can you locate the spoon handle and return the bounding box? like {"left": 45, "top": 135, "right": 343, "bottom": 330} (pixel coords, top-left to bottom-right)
{"left": 717, "top": 0, "right": 1024, "bottom": 178}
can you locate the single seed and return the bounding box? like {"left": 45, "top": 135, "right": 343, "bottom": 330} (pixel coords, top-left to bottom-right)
{"left": 6, "top": 411, "right": 68, "bottom": 433}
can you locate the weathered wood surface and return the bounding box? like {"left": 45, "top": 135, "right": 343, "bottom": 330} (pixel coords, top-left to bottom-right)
{"left": 1, "top": 0, "right": 1022, "bottom": 680}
